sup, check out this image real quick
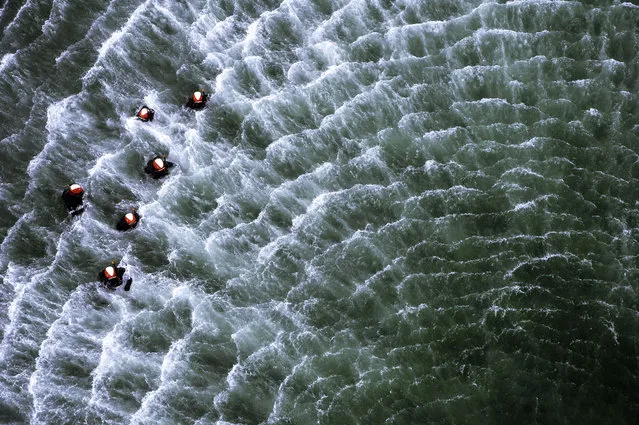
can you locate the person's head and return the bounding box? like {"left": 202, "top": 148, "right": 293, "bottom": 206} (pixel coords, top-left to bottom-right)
{"left": 152, "top": 157, "right": 165, "bottom": 171}
{"left": 104, "top": 265, "right": 116, "bottom": 279}
{"left": 69, "top": 184, "right": 83, "bottom": 195}
{"left": 192, "top": 91, "right": 203, "bottom": 103}
{"left": 138, "top": 107, "right": 150, "bottom": 119}
{"left": 124, "top": 212, "right": 137, "bottom": 225}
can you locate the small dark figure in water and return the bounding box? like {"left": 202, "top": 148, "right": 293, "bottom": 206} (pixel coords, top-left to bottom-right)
{"left": 61, "top": 183, "right": 85, "bottom": 216}
{"left": 116, "top": 208, "right": 140, "bottom": 231}
{"left": 185, "top": 90, "right": 207, "bottom": 110}
{"left": 144, "top": 154, "right": 175, "bottom": 180}
{"left": 136, "top": 105, "right": 155, "bottom": 122}
{"left": 98, "top": 262, "right": 132, "bottom": 291}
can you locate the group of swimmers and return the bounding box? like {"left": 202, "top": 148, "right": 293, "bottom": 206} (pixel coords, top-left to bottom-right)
{"left": 61, "top": 90, "right": 209, "bottom": 292}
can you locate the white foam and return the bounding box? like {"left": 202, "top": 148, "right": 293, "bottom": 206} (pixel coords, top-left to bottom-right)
{"left": 518, "top": 137, "right": 545, "bottom": 148}
{"left": 82, "top": 0, "right": 153, "bottom": 83}
{"left": 0, "top": 53, "right": 15, "bottom": 72}
{"left": 423, "top": 126, "right": 465, "bottom": 139}
{"left": 241, "top": 13, "right": 267, "bottom": 56}
{"left": 571, "top": 79, "right": 593, "bottom": 87}
{"left": 502, "top": 166, "right": 545, "bottom": 179}
{"left": 3, "top": 0, "right": 37, "bottom": 34}
{"left": 312, "top": 41, "right": 346, "bottom": 67}
{"left": 505, "top": 253, "right": 576, "bottom": 279}
{"left": 585, "top": 108, "right": 602, "bottom": 118}
{"left": 513, "top": 200, "right": 536, "bottom": 211}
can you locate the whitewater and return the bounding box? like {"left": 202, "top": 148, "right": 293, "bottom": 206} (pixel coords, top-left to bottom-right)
{"left": 0, "top": 0, "right": 638, "bottom": 424}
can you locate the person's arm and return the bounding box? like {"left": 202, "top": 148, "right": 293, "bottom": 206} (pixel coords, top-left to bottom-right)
{"left": 166, "top": 161, "right": 175, "bottom": 168}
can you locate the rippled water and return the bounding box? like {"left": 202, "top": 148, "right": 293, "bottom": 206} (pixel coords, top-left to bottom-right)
{"left": 1, "top": 0, "right": 638, "bottom": 424}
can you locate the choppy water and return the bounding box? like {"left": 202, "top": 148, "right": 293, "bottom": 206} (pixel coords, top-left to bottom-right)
{"left": 1, "top": 0, "right": 638, "bottom": 424}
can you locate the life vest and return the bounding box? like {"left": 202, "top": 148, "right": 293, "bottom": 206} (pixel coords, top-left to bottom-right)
{"left": 104, "top": 266, "right": 116, "bottom": 279}
{"left": 152, "top": 158, "right": 165, "bottom": 171}
{"left": 138, "top": 107, "right": 150, "bottom": 120}
{"left": 69, "top": 184, "right": 83, "bottom": 195}
{"left": 124, "top": 212, "right": 137, "bottom": 225}
{"left": 192, "top": 91, "right": 204, "bottom": 103}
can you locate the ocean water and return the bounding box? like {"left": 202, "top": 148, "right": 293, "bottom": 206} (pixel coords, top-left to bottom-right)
{"left": 0, "top": 0, "right": 638, "bottom": 424}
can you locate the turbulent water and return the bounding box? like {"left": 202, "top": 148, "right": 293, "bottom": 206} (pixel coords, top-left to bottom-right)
{"left": 0, "top": 0, "right": 638, "bottom": 424}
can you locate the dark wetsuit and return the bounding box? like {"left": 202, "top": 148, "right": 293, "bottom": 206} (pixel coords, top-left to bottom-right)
{"left": 137, "top": 106, "right": 155, "bottom": 122}
{"left": 98, "top": 267, "right": 132, "bottom": 291}
{"left": 116, "top": 211, "right": 140, "bottom": 231}
{"left": 185, "top": 93, "right": 208, "bottom": 110}
{"left": 61, "top": 188, "right": 84, "bottom": 215}
{"left": 144, "top": 158, "right": 175, "bottom": 179}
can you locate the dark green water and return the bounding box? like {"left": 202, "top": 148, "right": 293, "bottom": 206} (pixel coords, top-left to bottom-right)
{"left": 0, "top": 0, "right": 638, "bottom": 424}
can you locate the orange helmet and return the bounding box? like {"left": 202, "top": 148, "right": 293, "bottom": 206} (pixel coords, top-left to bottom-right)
{"left": 69, "top": 184, "right": 83, "bottom": 195}
{"left": 152, "top": 158, "right": 165, "bottom": 171}
{"left": 104, "top": 266, "right": 116, "bottom": 279}
{"left": 124, "top": 212, "right": 137, "bottom": 225}
{"left": 192, "top": 91, "right": 203, "bottom": 103}
{"left": 138, "top": 107, "right": 150, "bottom": 119}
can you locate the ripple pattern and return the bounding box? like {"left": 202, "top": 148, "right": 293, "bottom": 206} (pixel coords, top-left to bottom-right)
{"left": 0, "top": 0, "right": 638, "bottom": 424}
